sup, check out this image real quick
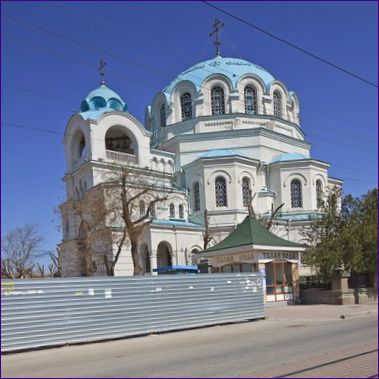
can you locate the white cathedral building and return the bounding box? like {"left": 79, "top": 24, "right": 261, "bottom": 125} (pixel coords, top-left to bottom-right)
{"left": 59, "top": 51, "right": 342, "bottom": 296}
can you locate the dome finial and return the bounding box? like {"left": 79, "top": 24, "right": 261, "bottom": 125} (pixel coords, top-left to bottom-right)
{"left": 209, "top": 18, "right": 224, "bottom": 57}
{"left": 98, "top": 58, "right": 106, "bottom": 85}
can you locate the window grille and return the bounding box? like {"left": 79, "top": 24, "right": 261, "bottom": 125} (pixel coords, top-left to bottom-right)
{"left": 169, "top": 203, "right": 175, "bottom": 218}
{"left": 179, "top": 204, "right": 184, "bottom": 218}
{"left": 244, "top": 86, "right": 257, "bottom": 114}
{"left": 193, "top": 182, "right": 200, "bottom": 212}
{"left": 211, "top": 87, "right": 225, "bottom": 115}
{"left": 180, "top": 93, "right": 192, "bottom": 120}
{"left": 273, "top": 91, "right": 282, "bottom": 117}
{"left": 291, "top": 179, "right": 302, "bottom": 208}
{"left": 215, "top": 177, "right": 227, "bottom": 207}
{"left": 242, "top": 177, "right": 251, "bottom": 207}
{"left": 159, "top": 103, "right": 166, "bottom": 127}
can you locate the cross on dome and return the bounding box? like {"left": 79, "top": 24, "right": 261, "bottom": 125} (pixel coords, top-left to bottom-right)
{"left": 209, "top": 18, "right": 224, "bottom": 57}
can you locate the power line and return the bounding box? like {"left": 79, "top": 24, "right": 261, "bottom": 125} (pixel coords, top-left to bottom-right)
{"left": 3, "top": 12, "right": 377, "bottom": 150}
{"left": 202, "top": 1, "right": 378, "bottom": 88}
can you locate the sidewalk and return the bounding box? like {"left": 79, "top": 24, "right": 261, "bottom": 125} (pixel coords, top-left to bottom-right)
{"left": 265, "top": 303, "right": 378, "bottom": 322}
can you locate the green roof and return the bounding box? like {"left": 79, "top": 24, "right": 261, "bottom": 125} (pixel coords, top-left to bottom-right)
{"left": 205, "top": 216, "right": 303, "bottom": 252}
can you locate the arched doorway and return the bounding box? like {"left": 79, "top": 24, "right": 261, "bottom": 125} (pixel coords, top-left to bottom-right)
{"left": 140, "top": 244, "right": 151, "bottom": 274}
{"left": 157, "top": 242, "right": 172, "bottom": 268}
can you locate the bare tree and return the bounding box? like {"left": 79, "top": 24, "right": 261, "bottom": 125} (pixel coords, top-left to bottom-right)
{"left": 48, "top": 250, "right": 61, "bottom": 277}
{"left": 265, "top": 203, "right": 285, "bottom": 230}
{"left": 203, "top": 209, "right": 213, "bottom": 250}
{"left": 69, "top": 165, "right": 173, "bottom": 276}
{"left": 1, "top": 223, "right": 45, "bottom": 278}
{"left": 72, "top": 189, "right": 111, "bottom": 276}
{"left": 103, "top": 166, "right": 171, "bottom": 276}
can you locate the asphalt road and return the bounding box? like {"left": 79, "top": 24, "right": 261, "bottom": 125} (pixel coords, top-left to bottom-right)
{"left": 2, "top": 315, "right": 377, "bottom": 378}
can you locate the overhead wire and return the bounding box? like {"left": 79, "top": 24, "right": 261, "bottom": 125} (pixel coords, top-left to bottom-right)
{"left": 202, "top": 1, "right": 378, "bottom": 88}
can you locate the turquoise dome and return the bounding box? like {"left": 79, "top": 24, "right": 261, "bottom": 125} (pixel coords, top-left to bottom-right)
{"left": 271, "top": 153, "right": 310, "bottom": 164}
{"left": 79, "top": 84, "right": 128, "bottom": 120}
{"left": 163, "top": 56, "right": 275, "bottom": 96}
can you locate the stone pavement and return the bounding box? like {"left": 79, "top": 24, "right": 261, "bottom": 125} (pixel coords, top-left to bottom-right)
{"left": 266, "top": 303, "right": 378, "bottom": 322}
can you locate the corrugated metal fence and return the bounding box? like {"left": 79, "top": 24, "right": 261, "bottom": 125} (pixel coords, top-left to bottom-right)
{"left": 1, "top": 273, "right": 264, "bottom": 353}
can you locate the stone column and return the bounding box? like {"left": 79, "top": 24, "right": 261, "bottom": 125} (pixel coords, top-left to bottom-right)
{"left": 292, "top": 263, "right": 300, "bottom": 303}
{"left": 150, "top": 250, "right": 158, "bottom": 276}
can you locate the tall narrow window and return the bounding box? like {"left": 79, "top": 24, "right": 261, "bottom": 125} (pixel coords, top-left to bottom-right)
{"left": 291, "top": 179, "right": 302, "bottom": 208}
{"left": 193, "top": 182, "right": 200, "bottom": 212}
{"left": 242, "top": 177, "right": 251, "bottom": 207}
{"left": 169, "top": 203, "right": 175, "bottom": 218}
{"left": 273, "top": 91, "right": 282, "bottom": 117}
{"left": 180, "top": 93, "right": 192, "bottom": 120}
{"left": 179, "top": 204, "right": 184, "bottom": 218}
{"left": 215, "top": 177, "right": 227, "bottom": 207}
{"left": 159, "top": 103, "right": 166, "bottom": 127}
{"left": 211, "top": 87, "right": 225, "bottom": 115}
{"left": 139, "top": 200, "right": 146, "bottom": 216}
{"left": 244, "top": 86, "right": 257, "bottom": 114}
{"left": 316, "top": 180, "right": 323, "bottom": 207}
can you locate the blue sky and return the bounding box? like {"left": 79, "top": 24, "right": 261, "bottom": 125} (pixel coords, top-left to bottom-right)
{"left": 1, "top": 1, "right": 378, "bottom": 254}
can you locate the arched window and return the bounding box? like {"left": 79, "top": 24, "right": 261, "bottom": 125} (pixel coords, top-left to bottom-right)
{"left": 215, "top": 177, "right": 227, "bottom": 207}
{"left": 273, "top": 91, "right": 282, "bottom": 117}
{"left": 211, "top": 87, "right": 225, "bottom": 115}
{"left": 179, "top": 204, "right": 184, "bottom": 218}
{"left": 74, "top": 188, "right": 80, "bottom": 201}
{"left": 242, "top": 177, "right": 251, "bottom": 207}
{"left": 159, "top": 103, "right": 166, "bottom": 127}
{"left": 180, "top": 93, "right": 192, "bottom": 120}
{"left": 79, "top": 136, "right": 86, "bottom": 158}
{"left": 105, "top": 127, "right": 134, "bottom": 154}
{"left": 244, "top": 86, "right": 257, "bottom": 114}
{"left": 84, "top": 181, "right": 87, "bottom": 192}
{"left": 193, "top": 182, "right": 200, "bottom": 212}
{"left": 169, "top": 203, "right": 175, "bottom": 218}
{"left": 316, "top": 180, "right": 323, "bottom": 207}
{"left": 291, "top": 179, "right": 302, "bottom": 208}
{"left": 139, "top": 200, "right": 146, "bottom": 216}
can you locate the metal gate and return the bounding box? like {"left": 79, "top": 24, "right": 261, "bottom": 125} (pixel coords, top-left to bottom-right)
{"left": 1, "top": 273, "right": 264, "bottom": 352}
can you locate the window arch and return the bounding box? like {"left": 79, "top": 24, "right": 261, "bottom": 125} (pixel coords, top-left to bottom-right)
{"left": 159, "top": 103, "right": 166, "bottom": 127}
{"left": 273, "top": 91, "right": 282, "bottom": 117}
{"left": 74, "top": 188, "right": 80, "bottom": 201}
{"left": 179, "top": 204, "right": 184, "bottom": 219}
{"left": 244, "top": 86, "right": 257, "bottom": 114}
{"left": 65, "top": 219, "right": 70, "bottom": 235}
{"left": 242, "top": 177, "right": 251, "bottom": 207}
{"left": 316, "top": 180, "right": 323, "bottom": 207}
{"left": 193, "top": 182, "right": 200, "bottom": 212}
{"left": 215, "top": 177, "right": 227, "bottom": 207}
{"left": 105, "top": 127, "right": 134, "bottom": 154}
{"left": 291, "top": 179, "right": 302, "bottom": 208}
{"left": 180, "top": 92, "right": 192, "bottom": 120}
{"left": 139, "top": 200, "right": 146, "bottom": 216}
{"left": 211, "top": 86, "right": 225, "bottom": 115}
{"left": 169, "top": 203, "right": 175, "bottom": 218}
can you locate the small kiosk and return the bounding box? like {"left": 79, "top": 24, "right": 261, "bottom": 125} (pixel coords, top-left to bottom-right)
{"left": 197, "top": 216, "right": 305, "bottom": 303}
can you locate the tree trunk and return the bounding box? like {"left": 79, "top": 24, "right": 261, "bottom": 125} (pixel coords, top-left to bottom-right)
{"left": 131, "top": 240, "right": 143, "bottom": 275}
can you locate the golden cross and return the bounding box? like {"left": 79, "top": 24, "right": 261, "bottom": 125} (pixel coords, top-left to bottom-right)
{"left": 209, "top": 18, "right": 224, "bottom": 57}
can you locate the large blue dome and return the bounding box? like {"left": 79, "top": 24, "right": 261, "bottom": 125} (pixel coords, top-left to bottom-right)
{"left": 163, "top": 56, "right": 275, "bottom": 96}
{"left": 79, "top": 84, "right": 128, "bottom": 120}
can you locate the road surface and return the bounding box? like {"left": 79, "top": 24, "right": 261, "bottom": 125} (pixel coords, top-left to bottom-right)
{"left": 2, "top": 314, "right": 377, "bottom": 378}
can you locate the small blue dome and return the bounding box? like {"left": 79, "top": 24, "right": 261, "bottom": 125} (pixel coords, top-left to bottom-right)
{"left": 271, "top": 153, "right": 310, "bottom": 164}
{"left": 163, "top": 56, "right": 275, "bottom": 96}
{"left": 79, "top": 84, "right": 128, "bottom": 119}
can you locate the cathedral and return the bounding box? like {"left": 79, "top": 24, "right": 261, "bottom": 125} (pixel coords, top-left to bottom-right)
{"left": 59, "top": 39, "right": 342, "bottom": 302}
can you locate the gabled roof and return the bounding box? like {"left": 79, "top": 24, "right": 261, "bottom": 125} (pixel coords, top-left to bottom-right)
{"left": 205, "top": 216, "right": 303, "bottom": 252}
